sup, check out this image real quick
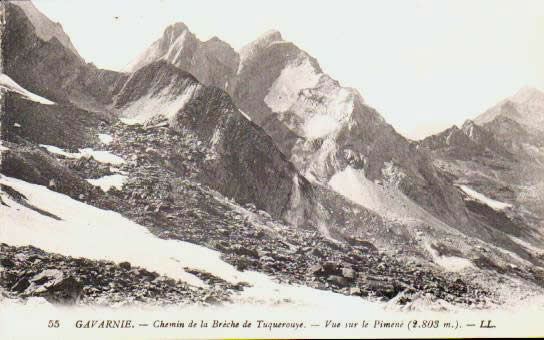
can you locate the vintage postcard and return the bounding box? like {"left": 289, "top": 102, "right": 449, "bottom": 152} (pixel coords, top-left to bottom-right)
{"left": 0, "top": 0, "right": 543, "bottom": 338}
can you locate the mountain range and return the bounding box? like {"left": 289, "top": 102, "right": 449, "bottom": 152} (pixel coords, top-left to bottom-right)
{"left": 1, "top": 0, "right": 544, "bottom": 311}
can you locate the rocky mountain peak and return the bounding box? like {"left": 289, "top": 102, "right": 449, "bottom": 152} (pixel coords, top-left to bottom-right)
{"left": 461, "top": 119, "right": 479, "bottom": 138}
{"left": 238, "top": 29, "right": 291, "bottom": 65}
{"left": 9, "top": 1, "right": 82, "bottom": 60}
{"left": 511, "top": 86, "right": 544, "bottom": 104}
{"left": 123, "top": 22, "right": 238, "bottom": 89}
{"left": 461, "top": 119, "right": 474, "bottom": 129}
{"left": 164, "top": 21, "right": 190, "bottom": 35}
{"left": 258, "top": 29, "right": 283, "bottom": 43}
{"left": 474, "top": 87, "right": 544, "bottom": 128}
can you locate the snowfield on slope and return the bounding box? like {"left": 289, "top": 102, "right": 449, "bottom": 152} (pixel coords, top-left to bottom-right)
{"left": 98, "top": 133, "right": 114, "bottom": 145}
{"left": 0, "top": 175, "right": 384, "bottom": 310}
{"left": 458, "top": 185, "right": 512, "bottom": 210}
{"left": 39, "top": 144, "right": 125, "bottom": 165}
{"left": 0, "top": 73, "right": 55, "bottom": 105}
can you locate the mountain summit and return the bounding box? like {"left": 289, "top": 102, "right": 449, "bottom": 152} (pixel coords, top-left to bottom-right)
{"left": 10, "top": 1, "right": 82, "bottom": 60}
{"left": 474, "top": 86, "right": 544, "bottom": 129}
{"left": 123, "top": 22, "right": 239, "bottom": 90}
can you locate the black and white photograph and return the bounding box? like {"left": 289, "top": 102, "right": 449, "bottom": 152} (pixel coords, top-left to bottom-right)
{"left": 0, "top": 0, "right": 543, "bottom": 338}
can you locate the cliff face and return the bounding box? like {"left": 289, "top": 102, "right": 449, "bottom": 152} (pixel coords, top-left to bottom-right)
{"left": 230, "top": 31, "right": 472, "bottom": 230}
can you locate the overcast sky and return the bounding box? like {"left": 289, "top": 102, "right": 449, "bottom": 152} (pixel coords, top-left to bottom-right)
{"left": 32, "top": 0, "right": 544, "bottom": 139}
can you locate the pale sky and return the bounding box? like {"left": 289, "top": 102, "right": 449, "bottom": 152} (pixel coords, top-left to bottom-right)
{"left": 32, "top": 0, "right": 544, "bottom": 140}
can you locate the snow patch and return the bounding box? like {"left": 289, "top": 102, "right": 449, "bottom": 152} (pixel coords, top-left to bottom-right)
{"left": 509, "top": 236, "right": 544, "bottom": 254}
{"left": 0, "top": 74, "right": 54, "bottom": 105}
{"left": 239, "top": 110, "right": 252, "bottom": 122}
{"left": 329, "top": 167, "right": 385, "bottom": 214}
{"left": 0, "top": 176, "right": 206, "bottom": 287}
{"left": 434, "top": 256, "right": 474, "bottom": 272}
{"left": 86, "top": 174, "right": 127, "bottom": 192}
{"left": 39, "top": 144, "right": 125, "bottom": 165}
{"left": 39, "top": 144, "right": 78, "bottom": 158}
{"left": 422, "top": 240, "right": 474, "bottom": 272}
{"left": 98, "top": 133, "right": 113, "bottom": 145}
{"left": 78, "top": 149, "right": 125, "bottom": 165}
{"left": 165, "top": 30, "right": 188, "bottom": 62}
{"left": 13, "top": 123, "right": 21, "bottom": 128}
{"left": 445, "top": 129, "right": 455, "bottom": 145}
{"left": 118, "top": 117, "right": 141, "bottom": 125}
{"left": 110, "top": 167, "right": 129, "bottom": 175}
{"left": 459, "top": 185, "right": 512, "bottom": 210}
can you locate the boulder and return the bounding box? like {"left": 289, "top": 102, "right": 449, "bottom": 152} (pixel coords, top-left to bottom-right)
{"left": 0, "top": 257, "right": 16, "bottom": 268}
{"left": 24, "top": 269, "right": 82, "bottom": 304}
{"left": 326, "top": 275, "right": 350, "bottom": 287}
{"left": 309, "top": 263, "right": 324, "bottom": 276}
{"left": 231, "top": 244, "right": 259, "bottom": 258}
{"left": 342, "top": 267, "right": 356, "bottom": 280}
{"left": 11, "top": 277, "right": 30, "bottom": 292}
{"left": 349, "top": 287, "right": 362, "bottom": 296}
{"left": 119, "top": 261, "right": 131, "bottom": 270}
{"left": 322, "top": 261, "right": 339, "bottom": 275}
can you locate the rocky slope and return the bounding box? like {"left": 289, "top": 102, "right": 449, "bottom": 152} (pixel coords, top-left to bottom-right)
{"left": 0, "top": 243, "right": 234, "bottom": 306}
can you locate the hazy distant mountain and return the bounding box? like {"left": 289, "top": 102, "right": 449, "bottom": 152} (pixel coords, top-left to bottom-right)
{"left": 420, "top": 119, "right": 513, "bottom": 161}
{"left": 421, "top": 88, "right": 544, "bottom": 257}
{"left": 475, "top": 87, "right": 544, "bottom": 130}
